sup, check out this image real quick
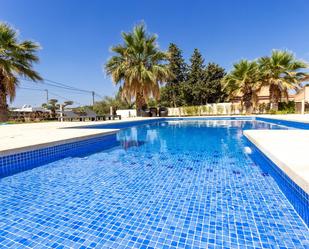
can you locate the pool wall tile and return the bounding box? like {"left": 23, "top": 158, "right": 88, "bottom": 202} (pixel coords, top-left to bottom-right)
{"left": 0, "top": 134, "right": 118, "bottom": 178}
{"left": 246, "top": 138, "right": 309, "bottom": 226}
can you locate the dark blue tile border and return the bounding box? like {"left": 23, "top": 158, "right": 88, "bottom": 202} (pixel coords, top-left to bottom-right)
{"left": 167, "top": 116, "right": 254, "bottom": 121}
{"left": 256, "top": 117, "right": 309, "bottom": 130}
{"left": 78, "top": 117, "right": 255, "bottom": 130}
{"left": 245, "top": 138, "right": 309, "bottom": 227}
{"left": 78, "top": 118, "right": 166, "bottom": 129}
{"left": 0, "top": 134, "right": 119, "bottom": 178}
{"left": 76, "top": 116, "right": 309, "bottom": 130}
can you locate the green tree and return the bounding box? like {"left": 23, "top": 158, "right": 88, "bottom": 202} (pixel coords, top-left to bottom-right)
{"left": 93, "top": 96, "right": 116, "bottom": 115}
{"left": 223, "top": 60, "right": 260, "bottom": 114}
{"left": 105, "top": 24, "right": 171, "bottom": 116}
{"left": 93, "top": 88, "right": 134, "bottom": 115}
{"left": 161, "top": 43, "right": 187, "bottom": 107}
{"left": 258, "top": 50, "right": 308, "bottom": 111}
{"left": 203, "top": 63, "right": 227, "bottom": 103}
{"left": 184, "top": 49, "right": 205, "bottom": 105}
{"left": 42, "top": 99, "right": 59, "bottom": 118}
{"left": 0, "top": 23, "right": 42, "bottom": 122}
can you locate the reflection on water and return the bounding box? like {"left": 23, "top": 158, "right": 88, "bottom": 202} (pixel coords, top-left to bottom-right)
{"left": 119, "top": 140, "right": 146, "bottom": 150}
{"left": 116, "top": 120, "right": 290, "bottom": 153}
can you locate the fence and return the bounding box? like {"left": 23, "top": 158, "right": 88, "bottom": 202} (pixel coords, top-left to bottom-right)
{"left": 167, "top": 103, "right": 244, "bottom": 116}
{"left": 116, "top": 102, "right": 289, "bottom": 118}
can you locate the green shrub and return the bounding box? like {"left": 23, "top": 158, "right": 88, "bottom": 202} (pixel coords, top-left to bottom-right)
{"left": 278, "top": 101, "right": 295, "bottom": 114}
{"left": 183, "top": 106, "right": 199, "bottom": 116}
{"left": 201, "top": 105, "right": 209, "bottom": 114}
{"left": 269, "top": 109, "right": 277, "bottom": 115}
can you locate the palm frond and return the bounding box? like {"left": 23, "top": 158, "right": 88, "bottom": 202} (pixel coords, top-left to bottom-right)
{"left": 105, "top": 23, "right": 170, "bottom": 107}
{"left": 0, "top": 22, "right": 41, "bottom": 101}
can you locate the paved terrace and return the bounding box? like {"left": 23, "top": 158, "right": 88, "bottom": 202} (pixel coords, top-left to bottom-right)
{"left": 0, "top": 117, "right": 160, "bottom": 156}
{"left": 244, "top": 114, "right": 309, "bottom": 194}
{"left": 259, "top": 114, "right": 309, "bottom": 123}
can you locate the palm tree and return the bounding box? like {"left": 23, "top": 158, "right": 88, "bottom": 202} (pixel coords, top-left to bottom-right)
{"left": 258, "top": 50, "right": 308, "bottom": 111}
{"left": 105, "top": 24, "right": 171, "bottom": 116}
{"left": 223, "top": 60, "right": 260, "bottom": 114}
{"left": 42, "top": 99, "right": 59, "bottom": 118}
{"left": 0, "top": 23, "right": 42, "bottom": 122}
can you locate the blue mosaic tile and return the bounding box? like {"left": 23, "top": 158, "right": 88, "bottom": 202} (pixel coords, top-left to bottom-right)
{"left": 0, "top": 134, "right": 118, "bottom": 178}
{"left": 246, "top": 138, "right": 309, "bottom": 226}
{"left": 0, "top": 119, "right": 308, "bottom": 249}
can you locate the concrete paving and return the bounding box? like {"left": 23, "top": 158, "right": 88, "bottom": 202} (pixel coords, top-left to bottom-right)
{"left": 0, "top": 117, "right": 158, "bottom": 156}
{"left": 244, "top": 130, "right": 309, "bottom": 194}
{"left": 260, "top": 114, "right": 309, "bottom": 123}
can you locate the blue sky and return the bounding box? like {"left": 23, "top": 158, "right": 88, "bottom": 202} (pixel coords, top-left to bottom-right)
{"left": 1, "top": 0, "right": 309, "bottom": 107}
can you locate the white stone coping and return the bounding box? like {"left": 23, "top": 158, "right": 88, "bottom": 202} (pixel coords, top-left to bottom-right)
{"left": 258, "top": 114, "right": 309, "bottom": 124}
{"left": 0, "top": 129, "right": 119, "bottom": 157}
{"left": 0, "top": 117, "right": 162, "bottom": 157}
{"left": 244, "top": 130, "right": 309, "bottom": 194}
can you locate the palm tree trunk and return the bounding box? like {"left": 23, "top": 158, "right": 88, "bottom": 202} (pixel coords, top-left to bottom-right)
{"left": 269, "top": 84, "right": 280, "bottom": 111}
{"left": 136, "top": 92, "right": 146, "bottom": 116}
{"left": 243, "top": 91, "right": 253, "bottom": 114}
{"left": 0, "top": 76, "right": 9, "bottom": 122}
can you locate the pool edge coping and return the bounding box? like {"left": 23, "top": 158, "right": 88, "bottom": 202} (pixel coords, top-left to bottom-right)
{"left": 0, "top": 129, "right": 119, "bottom": 157}
{"left": 244, "top": 130, "right": 309, "bottom": 195}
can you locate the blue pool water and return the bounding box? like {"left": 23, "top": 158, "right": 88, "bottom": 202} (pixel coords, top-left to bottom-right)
{"left": 0, "top": 120, "right": 308, "bottom": 248}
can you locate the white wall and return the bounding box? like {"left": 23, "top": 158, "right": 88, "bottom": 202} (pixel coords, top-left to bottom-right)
{"left": 167, "top": 103, "right": 244, "bottom": 116}
{"left": 116, "top": 109, "right": 137, "bottom": 118}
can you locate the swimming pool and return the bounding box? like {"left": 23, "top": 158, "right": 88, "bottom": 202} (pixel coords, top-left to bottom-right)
{"left": 0, "top": 119, "right": 308, "bottom": 248}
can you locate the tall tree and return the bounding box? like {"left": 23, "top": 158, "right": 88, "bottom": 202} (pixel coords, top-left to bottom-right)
{"left": 105, "top": 24, "right": 171, "bottom": 116}
{"left": 161, "top": 43, "right": 187, "bottom": 107}
{"left": 223, "top": 60, "right": 260, "bottom": 114}
{"left": 0, "top": 23, "right": 42, "bottom": 122}
{"left": 258, "top": 50, "right": 308, "bottom": 111}
{"left": 185, "top": 48, "right": 205, "bottom": 105}
{"left": 203, "top": 63, "right": 226, "bottom": 103}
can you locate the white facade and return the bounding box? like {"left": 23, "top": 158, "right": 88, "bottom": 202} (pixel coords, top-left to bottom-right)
{"left": 116, "top": 109, "right": 137, "bottom": 118}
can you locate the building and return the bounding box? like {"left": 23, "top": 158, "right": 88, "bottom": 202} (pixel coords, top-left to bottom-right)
{"left": 231, "top": 86, "right": 294, "bottom": 105}
{"left": 10, "top": 105, "right": 50, "bottom": 121}
{"left": 294, "top": 85, "right": 309, "bottom": 114}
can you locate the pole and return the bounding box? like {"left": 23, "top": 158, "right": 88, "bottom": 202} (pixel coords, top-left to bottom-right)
{"left": 92, "top": 91, "right": 95, "bottom": 106}
{"left": 301, "top": 100, "right": 305, "bottom": 114}
{"left": 45, "top": 89, "right": 49, "bottom": 103}
{"left": 60, "top": 104, "right": 63, "bottom": 122}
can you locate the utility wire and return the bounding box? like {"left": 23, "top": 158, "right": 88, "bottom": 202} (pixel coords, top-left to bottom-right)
{"left": 44, "top": 78, "right": 92, "bottom": 93}
{"left": 19, "top": 86, "right": 82, "bottom": 105}
{"left": 48, "top": 91, "right": 83, "bottom": 106}
{"left": 21, "top": 77, "right": 103, "bottom": 97}
{"left": 95, "top": 93, "right": 105, "bottom": 99}
{"left": 19, "top": 87, "right": 45, "bottom": 92}
{"left": 22, "top": 78, "right": 90, "bottom": 93}
{"left": 19, "top": 77, "right": 104, "bottom": 105}
{"left": 48, "top": 91, "right": 71, "bottom": 101}
{"left": 22, "top": 82, "right": 90, "bottom": 95}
